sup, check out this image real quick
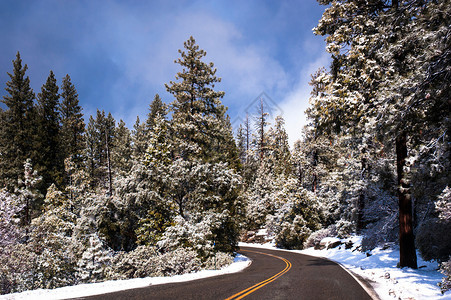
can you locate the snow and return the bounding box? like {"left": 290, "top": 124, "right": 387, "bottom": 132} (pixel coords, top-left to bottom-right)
{"left": 0, "top": 254, "right": 251, "bottom": 300}
{"left": 3, "top": 237, "right": 449, "bottom": 300}
{"left": 240, "top": 236, "right": 451, "bottom": 300}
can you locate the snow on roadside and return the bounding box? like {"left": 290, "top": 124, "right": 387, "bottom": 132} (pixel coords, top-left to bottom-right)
{"left": 240, "top": 237, "right": 451, "bottom": 300}
{"left": 0, "top": 254, "right": 251, "bottom": 300}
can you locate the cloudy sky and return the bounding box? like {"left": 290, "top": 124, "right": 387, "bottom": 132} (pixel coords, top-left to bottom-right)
{"left": 0, "top": 0, "right": 329, "bottom": 146}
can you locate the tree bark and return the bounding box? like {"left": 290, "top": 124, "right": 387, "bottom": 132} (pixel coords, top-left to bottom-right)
{"left": 396, "top": 131, "right": 417, "bottom": 269}
{"left": 312, "top": 149, "right": 318, "bottom": 193}
{"left": 106, "top": 132, "right": 112, "bottom": 197}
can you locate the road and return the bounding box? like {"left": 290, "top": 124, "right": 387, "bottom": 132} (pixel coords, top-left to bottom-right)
{"left": 76, "top": 246, "right": 376, "bottom": 300}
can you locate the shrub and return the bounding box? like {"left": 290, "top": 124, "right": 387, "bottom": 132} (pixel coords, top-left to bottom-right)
{"left": 108, "top": 246, "right": 203, "bottom": 279}
{"left": 203, "top": 252, "right": 234, "bottom": 270}
{"left": 439, "top": 257, "right": 451, "bottom": 293}
{"left": 336, "top": 220, "right": 354, "bottom": 238}
{"left": 304, "top": 226, "right": 337, "bottom": 249}
{"left": 416, "top": 218, "right": 451, "bottom": 262}
{"left": 274, "top": 216, "right": 312, "bottom": 250}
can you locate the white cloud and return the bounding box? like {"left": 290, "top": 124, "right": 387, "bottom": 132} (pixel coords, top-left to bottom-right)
{"left": 279, "top": 52, "right": 330, "bottom": 147}
{"left": 101, "top": 7, "right": 290, "bottom": 127}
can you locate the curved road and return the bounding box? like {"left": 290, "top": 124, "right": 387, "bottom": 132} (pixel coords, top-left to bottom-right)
{"left": 77, "top": 246, "right": 376, "bottom": 300}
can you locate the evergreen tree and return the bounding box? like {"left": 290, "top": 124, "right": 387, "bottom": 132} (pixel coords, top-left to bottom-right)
{"left": 35, "top": 70, "right": 64, "bottom": 189}
{"left": 112, "top": 119, "right": 133, "bottom": 176}
{"left": 268, "top": 116, "right": 291, "bottom": 176}
{"left": 60, "top": 74, "right": 85, "bottom": 168}
{"left": 85, "top": 116, "right": 98, "bottom": 188}
{"left": 30, "top": 184, "right": 78, "bottom": 288}
{"left": 236, "top": 124, "right": 246, "bottom": 164}
{"left": 312, "top": 0, "right": 451, "bottom": 268}
{"left": 161, "top": 37, "right": 242, "bottom": 254}
{"left": 16, "top": 159, "right": 42, "bottom": 240}
{"left": 253, "top": 98, "right": 269, "bottom": 163}
{"left": 165, "top": 36, "right": 239, "bottom": 167}
{"left": 146, "top": 94, "right": 167, "bottom": 131}
{"left": 131, "top": 116, "right": 148, "bottom": 160}
{"left": 84, "top": 110, "right": 116, "bottom": 194}
{"left": 0, "top": 52, "right": 36, "bottom": 188}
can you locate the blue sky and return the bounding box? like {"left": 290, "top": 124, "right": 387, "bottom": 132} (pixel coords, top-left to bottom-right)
{"left": 0, "top": 0, "right": 329, "bottom": 145}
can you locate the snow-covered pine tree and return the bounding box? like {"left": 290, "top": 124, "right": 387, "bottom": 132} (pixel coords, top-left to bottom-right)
{"left": 166, "top": 36, "right": 239, "bottom": 167}
{"left": 135, "top": 112, "right": 174, "bottom": 246}
{"left": 161, "top": 36, "right": 242, "bottom": 255}
{"left": 85, "top": 115, "right": 99, "bottom": 188}
{"left": 268, "top": 116, "right": 291, "bottom": 176}
{"left": 253, "top": 98, "right": 269, "bottom": 164}
{"left": 132, "top": 116, "right": 148, "bottom": 160}
{"left": 112, "top": 119, "right": 133, "bottom": 176}
{"left": 0, "top": 189, "right": 23, "bottom": 247}
{"left": 146, "top": 93, "right": 167, "bottom": 131}
{"left": 76, "top": 233, "right": 112, "bottom": 283}
{"left": 16, "top": 159, "right": 42, "bottom": 235}
{"left": 30, "top": 184, "right": 78, "bottom": 288}
{"left": 84, "top": 110, "right": 116, "bottom": 194}
{"left": 313, "top": 0, "right": 450, "bottom": 268}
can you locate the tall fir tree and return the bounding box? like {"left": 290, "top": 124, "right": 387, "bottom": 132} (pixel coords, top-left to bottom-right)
{"left": 0, "top": 52, "right": 37, "bottom": 189}
{"left": 112, "top": 119, "right": 132, "bottom": 176}
{"left": 85, "top": 116, "right": 99, "bottom": 188}
{"left": 160, "top": 36, "right": 242, "bottom": 254}
{"left": 60, "top": 74, "right": 85, "bottom": 168}
{"left": 146, "top": 94, "right": 167, "bottom": 131}
{"left": 35, "top": 70, "right": 64, "bottom": 190}
{"left": 165, "top": 36, "right": 240, "bottom": 168}
{"left": 254, "top": 99, "right": 269, "bottom": 163}
{"left": 84, "top": 111, "right": 116, "bottom": 194}
{"left": 312, "top": 0, "right": 451, "bottom": 268}
{"left": 131, "top": 116, "right": 147, "bottom": 160}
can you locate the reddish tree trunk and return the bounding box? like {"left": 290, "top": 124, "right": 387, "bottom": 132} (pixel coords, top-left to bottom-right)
{"left": 396, "top": 131, "right": 417, "bottom": 269}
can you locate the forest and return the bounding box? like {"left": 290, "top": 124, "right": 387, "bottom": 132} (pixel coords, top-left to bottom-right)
{"left": 0, "top": 0, "right": 450, "bottom": 295}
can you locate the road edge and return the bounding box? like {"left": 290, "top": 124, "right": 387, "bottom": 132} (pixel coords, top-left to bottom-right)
{"left": 327, "top": 258, "right": 381, "bottom": 300}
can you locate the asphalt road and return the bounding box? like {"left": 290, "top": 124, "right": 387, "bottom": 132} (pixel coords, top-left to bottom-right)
{"left": 76, "top": 246, "right": 376, "bottom": 300}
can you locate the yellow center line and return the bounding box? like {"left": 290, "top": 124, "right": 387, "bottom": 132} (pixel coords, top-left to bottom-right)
{"left": 225, "top": 250, "right": 292, "bottom": 300}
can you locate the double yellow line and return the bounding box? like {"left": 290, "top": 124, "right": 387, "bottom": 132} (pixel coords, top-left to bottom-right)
{"left": 225, "top": 250, "right": 292, "bottom": 300}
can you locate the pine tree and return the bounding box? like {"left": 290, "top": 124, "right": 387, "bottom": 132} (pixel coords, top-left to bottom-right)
{"left": 112, "top": 119, "right": 132, "bottom": 176}
{"left": 165, "top": 36, "right": 238, "bottom": 166}
{"left": 254, "top": 98, "right": 269, "bottom": 163}
{"left": 35, "top": 70, "right": 64, "bottom": 189}
{"left": 236, "top": 124, "right": 246, "bottom": 164}
{"left": 269, "top": 116, "right": 291, "bottom": 176}
{"left": 103, "top": 112, "right": 115, "bottom": 196}
{"left": 161, "top": 37, "right": 242, "bottom": 254}
{"left": 84, "top": 110, "right": 116, "bottom": 194}
{"left": 146, "top": 94, "right": 167, "bottom": 131}
{"left": 30, "top": 184, "right": 78, "bottom": 288}
{"left": 16, "top": 159, "right": 42, "bottom": 240}
{"left": 85, "top": 116, "right": 99, "bottom": 188}
{"left": 132, "top": 116, "right": 148, "bottom": 160}
{"left": 0, "top": 52, "right": 36, "bottom": 188}
{"left": 312, "top": 0, "right": 450, "bottom": 268}
{"left": 60, "top": 74, "right": 85, "bottom": 168}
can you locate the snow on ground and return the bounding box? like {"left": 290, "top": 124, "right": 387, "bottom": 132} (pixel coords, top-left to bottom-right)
{"left": 0, "top": 254, "right": 251, "bottom": 300}
{"left": 240, "top": 237, "right": 451, "bottom": 300}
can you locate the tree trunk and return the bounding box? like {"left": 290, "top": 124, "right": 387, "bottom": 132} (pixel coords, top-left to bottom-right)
{"left": 106, "top": 132, "right": 113, "bottom": 197}
{"left": 357, "top": 157, "right": 367, "bottom": 233}
{"left": 396, "top": 131, "right": 417, "bottom": 269}
{"left": 312, "top": 149, "right": 318, "bottom": 193}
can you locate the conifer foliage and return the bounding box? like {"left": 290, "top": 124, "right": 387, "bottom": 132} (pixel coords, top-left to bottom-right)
{"left": 0, "top": 52, "right": 36, "bottom": 189}
{"left": 0, "top": 9, "right": 449, "bottom": 292}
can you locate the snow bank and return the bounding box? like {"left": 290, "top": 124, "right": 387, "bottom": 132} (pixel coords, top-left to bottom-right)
{"left": 241, "top": 237, "right": 451, "bottom": 300}
{"left": 0, "top": 254, "right": 251, "bottom": 300}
